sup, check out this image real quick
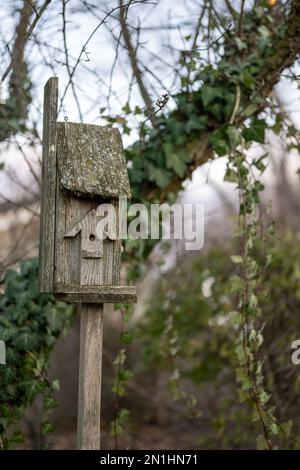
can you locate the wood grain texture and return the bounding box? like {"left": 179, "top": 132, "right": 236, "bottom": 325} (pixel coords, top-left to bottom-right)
{"left": 39, "top": 77, "right": 58, "bottom": 293}
{"left": 77, "top": 303, "right": 103, "bottom": 450}
{"left": 54, "top": 285, "right": 137, "bottom": 303}
{"left": 54, "top": 193, "right": 121, "bottom": 288}
{"left": 55, "top": 124, "right": 122, "bottom": 290}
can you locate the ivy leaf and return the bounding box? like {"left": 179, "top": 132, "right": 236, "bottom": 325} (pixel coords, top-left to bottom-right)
{"left": 210, "top": 128, "right": 229, "bottom": 156}
{"left": 147, "top": 163, "right": 171, "bottom": 189}
{"left": 120, "top": 332, "right": 133, "bottom": 345}
{"left": 133, "top": 105, "right": 142, "bottom": 115}
{"left": 185, "top": 115, "right": 207, "bottom": 133}
{"left": 226, "top": 126, "right": 242, "bottom": 149}
{"left": 113, "top": 349, "right": 126, "bottom": 367}
{"left": 242, "top": 103, "right": 258, "bottom": 119}
{"left": 281, "top": 420, "right": 293, "bottom": 438}
{"left": 234, "top": 37, "right": 247, "bottom": 51}
{"left": 47, "top": 307, "right": 61, "bottom": 333}
{"left": 230, "top": 275, "right": 243, "bottom": 293}
{"left": 242, "top": 119, "right": 266, "bottom": 144}
{"left": 11, "top": 430, "right": 24, "bottom": 444}
{"left": 12, "top": 330, "right": 39, "bottom": 351}
{"left": 259, "top": 390, "right": 270, "bottom": 405}
{"left": 253, "top": 155, "right": 267, "bottom": 172}
{"left": 224, "top": 167, "right": 238, "bottom": 183}
{"left": 41, "top": 421, "right": 55, "bottom": 435}
{"left": 269, "top": 423, "right": 279, "bottom": 436}
{"left": 229, "top": 311, "right": 241, "bottom": 325}
{"left": 52, "top": 379, "right": 60, "bottom": 391}
{"left": 122, "top": 103, "right": 131, "bottom": 114}
{"left": 166, "top": 152, "right": 187, "bottom": 177}
{"left": 201, "top": 86, "right": 223, "bottom": 107}
{"left": 43, "top": 396, "right": 58, "bottom": 412}
{"left": 256, "top": 434, "right": 270, "bottom": 450}
{"left": 235, "top": 344, "right": 247, "bottom": 365}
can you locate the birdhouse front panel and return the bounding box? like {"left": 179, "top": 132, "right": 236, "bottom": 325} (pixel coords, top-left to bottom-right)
{"left": 54, "top": 122, "right": 123, "bottom": 290}
{"left": 55, "top": 196, "right": 121, "bottom": 288}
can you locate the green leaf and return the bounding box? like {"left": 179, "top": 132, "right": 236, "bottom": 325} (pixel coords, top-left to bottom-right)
{"left": 242, "top": 119, "right": 266, "bottom": 144}
{"left": 122, "top": 103, "right": 131, "bottom": 114}
{"left": 41, "top": 421, "right": 55, "bottom": 435}
{"left": 224, "top": 167, "right": 238, "bottom": 183}
{"left": 256, "top": 434, "right": 270, "bottom": 450}
{"left": 166, "top": 152, "right": 187, "bottom": 177}
{"left": 253, "top": 155, "right": 267, "bottom": 172}
{"left": 226, "top": 126, "right": 242, "bottom": 149}
{"left": 118, "top": 408, "right": 130, "bottom": 425}
{"left": 241, "top": 103, "right": 258, "bottom": 118}
{"left": 43, "top": 396, "right": 58, "bottom": 412}
{"left": 201, "top": 86, "right": 223, "bottom": 107}
{"left": 269, "top": 422, "right": 279, "bottom": 436}
{"left": 52, "top": 379, "right": 60, "bottom": 391}
{"left": 12, "top": 331, "right": 39, "bottom": 351}
{"left": 113, "top": 349, "right": 126, "bottom": 367}
{"left": 234, "top": 37, "right": 247, "bottom": 51}
{"left": 47, "top": 307, "right": 61, "bottom": 333}
{"left": 235, "top": 345, "right": 247, "bottom": 365}
{"left": 229, "top": 311, "right": 242, "bottom": 325}
{"left": 230, "top": 275, "right": 243, "bottom": 293}
{"left": 120, "top": 332, "right": 133, "bottom": 345}
{"left": 210, "top": 128, "right": 229, "bottom": 156}
{"left": 259, "top": 390, "right": 270, "bottom": 405}
{"left": 11, "top": 430, "right": 24, "bottom": 443}
{"left": 281, "top": 420, "right": 293, "bottom": 438}
{"left": 147, "top": 163, "right": 171, "bottom": 189}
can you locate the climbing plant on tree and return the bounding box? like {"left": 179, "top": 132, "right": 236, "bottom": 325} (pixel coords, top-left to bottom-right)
{"left": 114, "top": 0, "right": 300, "bottom": 449}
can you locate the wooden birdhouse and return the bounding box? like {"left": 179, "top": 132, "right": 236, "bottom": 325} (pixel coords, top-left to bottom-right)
{"left": 39, "top": 77, "right": 136, "bottom": 304}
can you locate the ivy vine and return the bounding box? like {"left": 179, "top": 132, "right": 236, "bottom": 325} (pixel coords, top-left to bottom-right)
{"left": 0, "top": 259, "right": 75, "bottom": 449}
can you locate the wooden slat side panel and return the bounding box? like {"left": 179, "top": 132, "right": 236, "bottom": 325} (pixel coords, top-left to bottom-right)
{"left": 39, "top": 77, "right": 58, "bottom": 292}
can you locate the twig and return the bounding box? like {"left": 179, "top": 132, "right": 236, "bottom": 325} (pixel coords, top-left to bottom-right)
{"left": 229, "top": 83, "right": 241, "bottom": 124}
{"left": 61, "top": 0, "right": 83, "bottom": 121}
{"left": 1, "top": 0, "right": 52, "bottom": 83}
{"left": 119, "top": 0, "right": 157, "bottom": 126}
{"left": 59, "top": 1, "right": 153, "bottom": 112}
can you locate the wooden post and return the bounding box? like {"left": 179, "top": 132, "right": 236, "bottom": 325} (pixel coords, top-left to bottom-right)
{"left": 39, "top": 77, "right": 137, "bottom": 452}
{"left": 38, "top": 77, "right": 58, "bottom": 293}
{"left": 77, "top": 303, "right": 104, "bottom": 450}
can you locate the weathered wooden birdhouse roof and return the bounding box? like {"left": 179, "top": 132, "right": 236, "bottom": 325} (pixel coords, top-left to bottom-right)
{"left": 56, "top": 122, "right": 131, "bottom": 199}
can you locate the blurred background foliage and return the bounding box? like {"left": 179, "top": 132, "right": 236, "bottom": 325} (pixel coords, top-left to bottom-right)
{"left": 137, "top": 231, "right": 300, "bottom": 449}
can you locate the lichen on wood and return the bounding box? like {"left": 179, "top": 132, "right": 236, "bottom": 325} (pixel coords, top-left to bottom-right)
{"left": 56, "top": 122, "right": 131, "bottom": 199}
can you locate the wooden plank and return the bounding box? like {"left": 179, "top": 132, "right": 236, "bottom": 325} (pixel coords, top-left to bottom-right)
{"left": 54, "top": 285, "right": 137, "bottom": 303}
{"left": 54, "top": 194, "right": 121, "bottom": 288}
{"left": 55, "top": 293, "right": 136, "bottom": 303}
{"left": 55, "top": 124, "right": 122, "bottom": 290}
{"left": 39, "top": 77, "right": 58, "bottom": 292}
{"left": 77, "top": 303, "right": 103, "bottom": 450}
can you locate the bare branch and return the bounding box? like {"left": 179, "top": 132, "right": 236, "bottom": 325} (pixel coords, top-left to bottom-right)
{"left": 61, "top": 0, "right": 83, "bottom": 121}
{"left": 119, "top": 0, "right": 157, "bottom": 125}
{"left": 1, "top": 0, "right": 52, "bottom": 83}
{"left": 59, "top": 1, "right": 151, "bottom": 111}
